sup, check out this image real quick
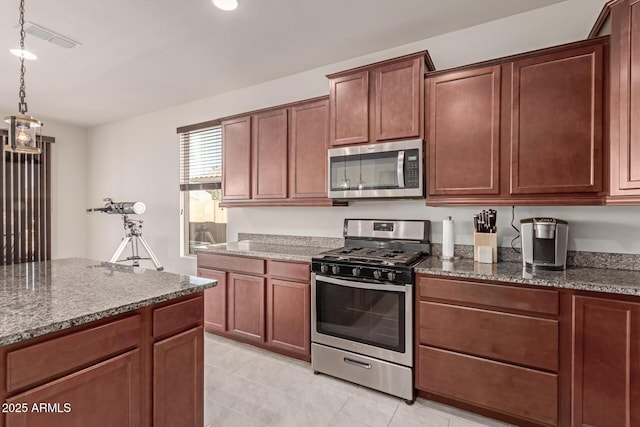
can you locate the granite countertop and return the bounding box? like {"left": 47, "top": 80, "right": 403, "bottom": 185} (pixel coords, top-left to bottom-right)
{"left": 415, "top": 257, "right": 640, "bottom": 297}
{"left": 0, "top": 258, "right": 216, "bottom": 347}
{"left": 198, "top": 241, "right": 331, "bottom": 262}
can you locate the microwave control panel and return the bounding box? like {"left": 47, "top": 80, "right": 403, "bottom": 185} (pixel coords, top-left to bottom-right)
{"left": 405, "top": 149, "right": 420, "bottom": 188}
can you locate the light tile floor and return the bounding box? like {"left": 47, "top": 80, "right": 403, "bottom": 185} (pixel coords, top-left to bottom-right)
{"left": 204, "top": 333, "right": 516, "bottom": 427}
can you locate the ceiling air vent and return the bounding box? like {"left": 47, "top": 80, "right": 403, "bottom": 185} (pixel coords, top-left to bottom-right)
{"left": 24, "top": 21, "right": 80, "bottom": 49}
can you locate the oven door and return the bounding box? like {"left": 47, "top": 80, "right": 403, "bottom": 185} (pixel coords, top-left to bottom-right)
{"left": 311, "top": 273, "right": 413, "bottom": 367}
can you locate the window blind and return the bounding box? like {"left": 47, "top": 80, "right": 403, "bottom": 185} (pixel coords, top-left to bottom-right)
{"left": 179, "top": 125, "right": 222, "bottom": 191}
{"left": 0, "top": 130, "right": 53, "bottom": 265}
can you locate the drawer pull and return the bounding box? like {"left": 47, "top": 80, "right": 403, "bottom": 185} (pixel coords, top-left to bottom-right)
{"left": 344, "top": 357, "right": 372, "bottom": 369}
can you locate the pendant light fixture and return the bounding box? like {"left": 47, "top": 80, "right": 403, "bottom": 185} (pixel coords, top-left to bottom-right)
{"left": 4, "top": 0, "right": 42, "bottom": 155}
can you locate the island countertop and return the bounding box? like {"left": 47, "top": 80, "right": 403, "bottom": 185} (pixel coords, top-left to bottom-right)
{"left": 0, "top": 257, "right": 216, "bottom": 347}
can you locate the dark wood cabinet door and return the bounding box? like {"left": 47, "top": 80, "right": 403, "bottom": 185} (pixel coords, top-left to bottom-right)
{"left": 510, "top": 44, "right": 604, "bottom": 194}
{"left": 572, "top": 296, "right": 640, "bottom": 427}
{"left": 199, "top": 268, "right": 227, "bottom": 333}
{"left": 329, "top": 71, "right": 369, "bottom": 146}
{"left": 252, "top": 108, "right": 288, "bottom": 199}
{"left": 610, "top": 0, "right": 640, "bottom": 196}
{"left": 5, "top": 350, "right": 142, "bottom": 427}
{"left": 374, "top": 57, "right": 422, "bottom": 141}
{"left": 289, "top": 98, "right": 329, "bottom": 198}
{"left": 222, "top": 116, "right": 252, "bottom": 200}
{"left": 154, "top": 327, "right": 204, "bottom": 427}
{"left": 267, "top": 278, "right": 310, "bottom": 356}
{"left": 428, "top": 65, "right": 501, "bottom": 195}
{"left": 228, "top": 273, "right": 266, "bottom": 342}
{"left": 418, "top": 346, "right": 558, "bottom": 426}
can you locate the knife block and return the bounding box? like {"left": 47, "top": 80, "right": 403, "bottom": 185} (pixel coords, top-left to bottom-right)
{"left": 474, "top": 232, "right": 497, "bottom": 263}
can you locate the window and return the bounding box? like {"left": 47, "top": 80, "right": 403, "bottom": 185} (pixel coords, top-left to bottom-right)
{"left": 178, "top": 122, "right": 226, "bottom": 255}
{"left": 0, "top": 130, "right": 53, "bottom": 265}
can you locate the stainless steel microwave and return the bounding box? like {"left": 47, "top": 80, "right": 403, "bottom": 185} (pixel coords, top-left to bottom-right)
{"left": 327, "top": 139, "right": 423, "bottom": 199}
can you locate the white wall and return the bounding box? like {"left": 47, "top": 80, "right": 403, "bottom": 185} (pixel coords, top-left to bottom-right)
{"left": 44, "top": 119, "right": 88, "bottom": 259}
{"left": 87, "top": 0, "right": 621, "bottom": 275}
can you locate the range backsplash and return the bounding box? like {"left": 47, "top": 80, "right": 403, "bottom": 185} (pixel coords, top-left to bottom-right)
{"left": 431, "top": 243, "right": 640, "bottom": 271}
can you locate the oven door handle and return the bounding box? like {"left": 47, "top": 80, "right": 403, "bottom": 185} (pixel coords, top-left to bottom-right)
{"left": 313, "top": 274, "right": 409, "bottom": 293}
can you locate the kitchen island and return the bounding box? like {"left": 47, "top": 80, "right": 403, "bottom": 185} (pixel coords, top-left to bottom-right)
{"left": 0, "top": 258, "right": 215, "bottom": 427}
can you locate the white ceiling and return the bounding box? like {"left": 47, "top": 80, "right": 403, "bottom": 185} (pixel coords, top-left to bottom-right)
{"left": 0, "top": 0, "right": 567, "bottom": 128}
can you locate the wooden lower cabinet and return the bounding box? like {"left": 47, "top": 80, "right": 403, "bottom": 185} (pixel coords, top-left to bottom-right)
{"left": 416, "top": 275, "right": 560, "bottom": 426}
{"left": 418, "top": 346, "right": 558, "bottom": 426}
{"left": 197, "top": 254, "right": 311, "bottom": 359}
{"left": 200, "top": 269, "right": 227, "bottom": 333}
{"left": 572, "top": 296, "right": 640, "bottom": 427}
{"left": 267, "top": 278, "right": 310, "bottom": 355}
{"left": 0, "top": 293, "right": 205, "bottom": 427}
{"left": 153, "top": 327, "right": 204, "bottom": 427}
{"left": 419, "top": 301, "right": 559, "bottom": 371}
{"left": 5, "top": 350, "right": 141, "bottom": 427}
{"left": 228, "top": 273, "right": 266, "bottom": 342}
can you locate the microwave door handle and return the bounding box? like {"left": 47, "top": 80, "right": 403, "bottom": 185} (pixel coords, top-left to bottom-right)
{"left": 397, "top": 150, "right": 405, "bottom": 188}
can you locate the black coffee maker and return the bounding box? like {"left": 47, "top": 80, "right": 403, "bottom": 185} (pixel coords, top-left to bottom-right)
{"left": 520, "top": 218, "right": 569, "bottom": 270}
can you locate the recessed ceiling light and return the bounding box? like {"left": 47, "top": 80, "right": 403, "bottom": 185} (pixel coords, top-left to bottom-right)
{"left": 9, "top": 48, "right": 37, "bottom": 60}
{"left": 212, "top": 0, "right": 238, "bottom": 11}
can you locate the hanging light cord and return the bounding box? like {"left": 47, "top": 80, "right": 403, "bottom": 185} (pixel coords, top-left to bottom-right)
{"left": 18, "top": 0, "right": 28, "bottom": 114}
{"left": 510, "top": 205, "right": 521, "bottom": 254}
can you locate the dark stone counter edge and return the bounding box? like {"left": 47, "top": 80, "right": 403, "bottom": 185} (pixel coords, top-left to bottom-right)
{"left": 415, "top": 268, "right": 640, "bottom": 297}
{"left": 0, "top": 283, "right": 215, "bottom": 348}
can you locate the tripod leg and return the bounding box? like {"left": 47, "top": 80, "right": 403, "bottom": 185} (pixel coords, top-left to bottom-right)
{"left": 110, "top": 237, "right": 132, "bottom": 263}
{"left": 137, "top": 235, "right": 164, "bottom": 271}
{"left": 131, "top": 236, "right": 140, "bottom": 267}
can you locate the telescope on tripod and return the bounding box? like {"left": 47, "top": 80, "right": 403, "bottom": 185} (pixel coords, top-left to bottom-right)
{"left": 87, "top": 198, "right": 163, "bottom": 271}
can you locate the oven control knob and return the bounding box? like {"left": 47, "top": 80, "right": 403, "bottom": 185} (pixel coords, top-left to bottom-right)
{"left": 387, "top": 271, "right": 397, "bottom": 281}
{"left": 320, "top": 264, "right": 329, "bottom": 274}
{"left": 331, "top": 265, "right": 340, "bottom": 275}
{"left": 373, "top": 270, "right": 382, "bottom": 279}
{"left": 351, "top": 267, "right": 361, "bottom": 276}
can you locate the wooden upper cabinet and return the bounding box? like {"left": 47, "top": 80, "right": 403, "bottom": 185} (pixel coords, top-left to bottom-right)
{"left": 252, "top": 108, "right": 288, "bottom": 199}
{"left": 608, "top": 0, "right": 640, "bottom": 202}
{"left": 222, "top": 116, "right": 251, "bottom": 200}
{"left": 374, "top": 57, "right": 422, "bottom": 141}
{"left": 328, "top": 51, "right": 431, "bottom": 147}
{"left": 289, "top": 98, "right": 329, "bottom": 198}
{"left": 329, "top": 71, "right": 369, "bottom": 146}
{"left": 572, "top": 296, "right": 640, "bottom": 427}
{"left": 510, "top": 43, "right": 604, "bottom": 194}
{"left": 428, "top": 65, "right": 501, "bottom": 195}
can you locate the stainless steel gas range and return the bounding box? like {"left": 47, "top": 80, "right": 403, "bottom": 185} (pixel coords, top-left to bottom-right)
{"left": 311, "top": 218, "right": 430, "bottom": 403}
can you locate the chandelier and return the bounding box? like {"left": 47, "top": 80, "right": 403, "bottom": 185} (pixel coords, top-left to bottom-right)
{"left": 4, "top": 0, "right": 42, "bottom": 155}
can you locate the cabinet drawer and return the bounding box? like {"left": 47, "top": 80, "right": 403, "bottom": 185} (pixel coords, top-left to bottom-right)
{"left": 419, "top": 301, "right": 558, "bottom": 371}
{"left": 153, "top": 296, "right": 204, "bottom": 338}
{"left": 198, "top": 253, "right": 265, "bottom": 275}
{"left": 418, "top": 276, "right": 559, "bottom": 315}
{"left": 7, "top": 315, "right": 141, "bottom": 393}
{"left": 6, "top": 350, "right": 141, "bottom": 426}
{"left": 268, "top": 260, "right": 310, "bottom": 282}
{"left": 418, "top": 346, "right": 558, "bottom": 426}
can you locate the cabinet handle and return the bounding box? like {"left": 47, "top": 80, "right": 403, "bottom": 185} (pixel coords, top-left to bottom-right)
{"left": 343, "top": 357, "right": 372, "bottom": 369}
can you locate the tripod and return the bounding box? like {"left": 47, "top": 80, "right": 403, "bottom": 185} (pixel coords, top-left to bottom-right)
{"left": 110, "top": 215, "right": 164, "bottom": 271}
